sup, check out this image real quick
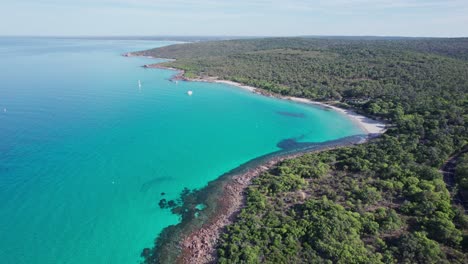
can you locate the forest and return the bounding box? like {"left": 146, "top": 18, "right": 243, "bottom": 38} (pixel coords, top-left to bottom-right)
{"left": 137, "top": 37, "right": 468, "bottom": 263}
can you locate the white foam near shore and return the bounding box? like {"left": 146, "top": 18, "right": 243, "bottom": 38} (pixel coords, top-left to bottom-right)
{"left": 210, "top": 80, "right": 387, "bottom": 135}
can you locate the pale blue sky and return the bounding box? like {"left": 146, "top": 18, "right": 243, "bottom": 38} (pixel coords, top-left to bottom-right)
{"left": 1, "top": 0, "right": 467, "bottom": 37}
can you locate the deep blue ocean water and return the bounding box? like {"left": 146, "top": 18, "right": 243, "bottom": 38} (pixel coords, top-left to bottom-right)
{"left": 0, "top": 38, "right": 364, "bottom": 263}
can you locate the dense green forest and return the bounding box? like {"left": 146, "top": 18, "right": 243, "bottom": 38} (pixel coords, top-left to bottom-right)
{"left": 137, "top": 38, "right": 468, "bottom": 263}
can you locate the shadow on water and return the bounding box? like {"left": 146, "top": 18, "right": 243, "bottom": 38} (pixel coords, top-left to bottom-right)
{"left": 276, "top": 134, "right": 314, "bottom": 150}
{"left": 140, "top": 134, "right": 369, "bottom": 264}
{"left": 140, "top": 176, "right": 175, "bottom": 193}
{"left": 276, "top": 111, "right": 306, "bottom": 118}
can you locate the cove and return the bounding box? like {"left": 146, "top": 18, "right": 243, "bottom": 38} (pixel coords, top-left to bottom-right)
{"left": 0, "top": 38, "right": 364, "bottom": 264}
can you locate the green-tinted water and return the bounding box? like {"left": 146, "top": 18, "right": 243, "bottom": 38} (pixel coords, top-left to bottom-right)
{"left": 0, "top": 38, "right": 364, "bottom": 263}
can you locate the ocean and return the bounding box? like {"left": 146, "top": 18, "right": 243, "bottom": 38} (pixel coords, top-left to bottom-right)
{"left": 0, "top": 38, "right": 364, "bottom": 263}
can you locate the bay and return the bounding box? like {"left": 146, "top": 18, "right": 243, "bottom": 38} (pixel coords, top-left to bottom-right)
{"left": 0, "top": 38, "right": 364, "bottom": 263}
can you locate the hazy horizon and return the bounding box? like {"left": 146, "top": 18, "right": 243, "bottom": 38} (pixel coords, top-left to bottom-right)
{"left": 1, "top": 1, "right": 468, "bottom": 37}
{"left": 1, "top": 35, "right": 467, "bottom": 39}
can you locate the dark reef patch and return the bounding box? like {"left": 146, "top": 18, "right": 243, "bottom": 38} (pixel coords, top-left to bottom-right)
{"left": 276, "top": 111, "right": 306, "bottom": 118}
{"left": 140, "top": 176, "right": 174, "bottom": 192}
{"left": 276, "top": 135, "right": 312, "bottom": 150}
{"left": 158, "top": 199, "right": 178, "bottom": 209}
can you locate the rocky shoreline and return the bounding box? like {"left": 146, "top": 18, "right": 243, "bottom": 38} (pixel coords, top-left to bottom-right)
{"left": 178, "top": 153, "right": 302, "bottom": 263}
{"left": 175, "top": 135, "right": 372, "bottom": 263}
{"left": 137, "top": 135, "right": 373, "bottom": 264}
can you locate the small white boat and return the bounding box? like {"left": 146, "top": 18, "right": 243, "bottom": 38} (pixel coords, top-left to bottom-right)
{"left": 187, "top": 90, "right": 193, "bottom": 96}
{"left": 175, "top": 81, "right": 178, "bottom": 85}
{"left": 138, "top": 80, "right": 142, "bottom": 89}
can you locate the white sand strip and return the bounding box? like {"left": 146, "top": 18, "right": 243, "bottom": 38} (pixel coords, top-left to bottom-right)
{"left": 212, "top": 80, "right": 386, "bottom": 135}
{"left": 137, "top": 59, "right": 386, "bottom": 136}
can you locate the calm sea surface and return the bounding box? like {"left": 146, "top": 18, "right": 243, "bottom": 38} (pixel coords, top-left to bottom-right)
{"left": 0, "top": 38, "right": 364, "bottom": 263}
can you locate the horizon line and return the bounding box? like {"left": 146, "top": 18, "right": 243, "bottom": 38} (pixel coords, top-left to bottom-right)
{"left": 1, "top": 34, "right": 468, "bottom": 40}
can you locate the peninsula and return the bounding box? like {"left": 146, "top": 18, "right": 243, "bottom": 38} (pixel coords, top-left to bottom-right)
{"left": 132, "top": 37, "right": 468, "bottom": 264}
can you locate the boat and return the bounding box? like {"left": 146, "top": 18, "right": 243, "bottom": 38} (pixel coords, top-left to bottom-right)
{"left": 138, "top": 80, "right": 142, "bottom": 89}
{"left": 187, "top": 90, "right": 193, "bottom": 96}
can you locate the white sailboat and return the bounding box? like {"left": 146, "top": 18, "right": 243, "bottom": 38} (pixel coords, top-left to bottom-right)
{"left": 138, "top": 80, "right": 142, "bottom": 89}
{"left": 187, "top": 90, "right": 193, "bottom": 96}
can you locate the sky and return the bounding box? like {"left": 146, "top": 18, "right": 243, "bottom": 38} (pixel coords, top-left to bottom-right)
{"left": 1, "top": 0, "right": 467, "bottom": 37}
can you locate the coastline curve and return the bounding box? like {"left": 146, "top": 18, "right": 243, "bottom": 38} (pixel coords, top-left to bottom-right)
{"left": 130, "top": 56, "right": 388, "bottom": 264}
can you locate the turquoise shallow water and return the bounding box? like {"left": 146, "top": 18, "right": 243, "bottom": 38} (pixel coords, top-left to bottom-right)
{"left": 0, "top": 38, "right": 364, "bottom": 264}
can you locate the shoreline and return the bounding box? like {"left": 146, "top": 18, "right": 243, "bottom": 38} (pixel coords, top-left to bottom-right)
{"left": 143, "top": 63, "right": 386, "bottom": 136}
{"left": 132, "top": 57, "right": 387, "bottom": 264}
{"left": 211, "top": 81, "right": 386, "bottom": 135}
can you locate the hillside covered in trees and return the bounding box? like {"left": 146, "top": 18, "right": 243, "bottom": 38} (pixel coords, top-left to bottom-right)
{"left": 137, "top": 38, "right": 468, "bottom": 263}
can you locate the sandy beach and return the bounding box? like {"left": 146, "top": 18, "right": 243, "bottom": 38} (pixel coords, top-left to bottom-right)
{"left": 139, "top": 60, "right": 386, "bottom": 136}
{"left": 141, "top": 60, "right": 387, "bottom": 136}
{"left": 283, "top": 97, "right": 386, "bottom": 135}
{"left": 193, "top": 78, "right": 387, "bottom": 136}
